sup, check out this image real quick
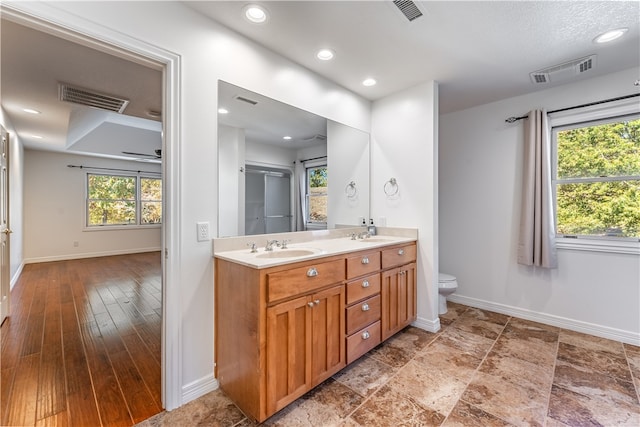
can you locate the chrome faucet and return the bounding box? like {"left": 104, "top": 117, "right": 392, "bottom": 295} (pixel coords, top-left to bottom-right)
{"left": 247, "top": 242, "right": 258, "bottom": 253}
{"left": 281, "top": 239, "right": 291, "bottom": 249}
{"left": 357, "top": 231, "right": 371, "bottom": 239}
{"left": 265, "top": 239, "right": 280, "bottom": 251}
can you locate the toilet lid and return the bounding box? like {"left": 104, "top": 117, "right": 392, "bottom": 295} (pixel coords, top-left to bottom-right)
{"left": 438, "top": 273, "right": 456, "bottom": 282}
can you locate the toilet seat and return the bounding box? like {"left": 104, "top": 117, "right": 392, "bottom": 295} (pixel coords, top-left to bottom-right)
{"left": 438, "top": 273, "right": 456, "bottom": 282}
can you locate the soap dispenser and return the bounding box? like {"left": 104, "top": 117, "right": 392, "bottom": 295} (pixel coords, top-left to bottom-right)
{"left": 367, "top": 219, "right": 377, "bottom": 236}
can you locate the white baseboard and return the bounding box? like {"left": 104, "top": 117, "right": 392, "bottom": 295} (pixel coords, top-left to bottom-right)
{"left": 23, "top": 247, "right": 162, "bottom": 264}
{"left": 448, "top": 294, "right": 640, "bottom": 346}
{"left": 10, "top": 261, "right": 25, "bottom": 291}
{"left": 182, "top": 374, "right": 219, "bottom": 405}
{"left": 412, "top": 315, "right": 441, "bottom": 333}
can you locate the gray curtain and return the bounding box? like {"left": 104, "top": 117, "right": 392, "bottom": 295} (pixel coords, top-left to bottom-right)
{"left": 517, "top": 109, "right": 558, "bottom": 268}
{"left": 294, "top": 160, "right": 307, "bottom": 231}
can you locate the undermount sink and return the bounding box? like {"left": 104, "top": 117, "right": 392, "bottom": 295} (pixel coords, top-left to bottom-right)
{"left": 256, "top": 249, "right": 317, "bottom": 259}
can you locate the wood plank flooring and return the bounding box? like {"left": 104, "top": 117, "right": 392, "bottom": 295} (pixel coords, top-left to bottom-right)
{"left": 1, "top": 252, "right": 162, "bottom": 426}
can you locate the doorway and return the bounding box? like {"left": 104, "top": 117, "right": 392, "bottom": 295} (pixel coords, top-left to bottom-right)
{"left": 0, "top": 125, "right": 10, "bottom": 325}
{"left": 1, "top": 5, "right": 181, "bottom": 412}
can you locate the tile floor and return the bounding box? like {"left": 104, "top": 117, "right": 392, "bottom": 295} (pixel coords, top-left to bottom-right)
{"left": 137, "top": 303, "right": 640, "bottom": 426}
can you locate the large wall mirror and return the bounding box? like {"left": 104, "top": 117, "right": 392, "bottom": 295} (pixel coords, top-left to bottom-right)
{"left": 217, "top": 80, "right": 370, "bottom": 237}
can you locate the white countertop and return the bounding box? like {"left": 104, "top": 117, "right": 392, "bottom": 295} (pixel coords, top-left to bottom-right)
{"left": 213, "top": 228, "right": 417, "bottom": 269}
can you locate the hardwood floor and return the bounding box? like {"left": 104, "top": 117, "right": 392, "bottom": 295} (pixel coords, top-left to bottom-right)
{"left": 1, "top": 252, "right": 163, "bottom": 426}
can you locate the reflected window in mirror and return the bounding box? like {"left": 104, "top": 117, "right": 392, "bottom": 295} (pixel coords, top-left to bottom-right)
{"left": 306, "top": 164, "right": 328, "bottom": 227}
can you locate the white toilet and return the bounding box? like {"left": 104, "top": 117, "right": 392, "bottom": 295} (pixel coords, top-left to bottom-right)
{"left": 438, "top": 273, "right": 458, "bottom": 315}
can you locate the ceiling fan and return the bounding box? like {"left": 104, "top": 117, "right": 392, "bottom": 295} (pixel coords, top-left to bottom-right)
{"left": 122, "top": 148, "right": 162, "bottom": 159}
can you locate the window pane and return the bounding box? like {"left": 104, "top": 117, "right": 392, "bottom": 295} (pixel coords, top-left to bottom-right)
{"left": 557, "top": 118, "right": 640, "bottom": 179}
{"left": 141, "top": 201, "right": 162, "bottom": 224}
{"left": 308, "top": 167, "right": 327, "bottom": 192}
{"left": 88, "top": 201, "right": 136, "bottom": 225}
{"left": 309, "top": 195, "right": 327, "bottom": 222}
{"left": 556, "top": 180, "right": 640, "bottom": 238}
{"left": 88, "top": 175, "right": 135, "bottom": 200}
{"left": 141, "top": 177, "right": 162, "bottom": 200}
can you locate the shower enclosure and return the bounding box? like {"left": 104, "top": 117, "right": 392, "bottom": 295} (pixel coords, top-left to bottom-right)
{"left": 245, "top": 166, "right": 292, "bottom": 235}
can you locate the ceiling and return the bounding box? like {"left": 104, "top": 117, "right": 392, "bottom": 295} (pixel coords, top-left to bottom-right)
{"left": 1, "top": 1, "right": 639, "bottom": 160}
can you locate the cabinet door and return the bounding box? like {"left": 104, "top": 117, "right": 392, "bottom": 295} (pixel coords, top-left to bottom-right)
{"left": 266, "top": 295, "right": 312, "bottom": 414}
{"left": 381, "top": 263, "right": 417, "bottom": 340}
{"left": 311, "top": 284, "right": 346, "bottom": 386}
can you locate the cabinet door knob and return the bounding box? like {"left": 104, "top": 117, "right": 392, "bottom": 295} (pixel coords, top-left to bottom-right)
{"left": 314, "top": 299, "right": 320, "bottom": 306}
{"left": 307, "top": 302, "right": 315, "bottom": 308}
{"left": 306, "top": 267, "right": 318, "bottom": 277}
{"left": 362, "top": 331, "right": 370, "bottom": 340}
{"left": 398, "top": 249, "right": 405, "bottom": 255}
{"left": 361, "top": 303, "right": 370, "bottom": 311}
{"left": 361, "top": 280, "right": 370, "bottom": 288}
{"left": 361, "top": 257, "right": 370, "bottom": 265}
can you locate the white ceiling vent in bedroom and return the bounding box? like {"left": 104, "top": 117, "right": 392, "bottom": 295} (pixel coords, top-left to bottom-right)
{"left": 392, "top": 0, "right": 424, "bottom": 22}
{"left": 58, "top": 83, "right": 129, "bottom": 113}
{"left": 529, "top": 55, "right": 597, "bottom": 84}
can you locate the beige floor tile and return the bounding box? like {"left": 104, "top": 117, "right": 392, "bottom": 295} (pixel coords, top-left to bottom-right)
{"left": 490, "top": 335, "right": 557, "bottom": 366}
{"left": 439, "top": 302, "right": 469, "bottom": 326}
{"left": 479, "top": 350, "right": 555, "bottom": 392}
{"left": 387, "top": 359, "right": 468, "bottom": 415}
{"left": 443, "top": 400, "right": 514, "bottom": 427}
{"left": 624, "top": 343, "right": 640, "bottom": 379}
{"left": 559, "top": 329, "right": 625, "bottom": 355}
{"left": 437, "top": 325, "right": 496, "bottom": 360}
{"left": 450, "top": 315, "right": 506, "bottom": 340}
{"left": 413, "top": 340, "right": 483, "bottom": 382}
{"left": 557, "top": 341, "right": 634, "bottom": 382}
{"left": 368, "top": 326, "right": 438, "bottom": 368}
{"left": 332, "top": 355, "right": 396, "bottom": 397}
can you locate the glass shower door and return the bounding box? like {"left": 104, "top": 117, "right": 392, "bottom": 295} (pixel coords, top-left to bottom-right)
{"left": 265, "top": 173, "right": 292, "bottom": 234}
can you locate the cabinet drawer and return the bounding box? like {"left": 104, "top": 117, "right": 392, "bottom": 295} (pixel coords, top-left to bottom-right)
{"left": 267, "top": 259, "right": 345, "bottom": 303}
{"left": 346, "top": 251, "right": 381, "bottom": 279}
{"left": 381, "top": 244, "right": 416, "bottom": 269}
{"left": 346, "top": 273, "right": 380, "bottom": 305}
{"left": 346, "top": 294, "right": 380, "bottom": 335}
{"left": 346, "top": 320, "right": 381, "bottom": 364}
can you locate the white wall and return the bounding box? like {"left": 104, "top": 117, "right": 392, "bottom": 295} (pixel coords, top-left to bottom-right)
{"left": 327, "top": 120, "right": 370, "bottom": 228}
{"left": 218, "top": 125, "right": 245, "bottom": 237}
{"left": 371, "top": 81, "right": 440, "bottom": 331}
{"left": 0, "top": 107, "right": 25, "bottom": 287}
{"left": 24, "top": 150, "right": 162, "bottom": 262}
{"left": 6, "top": 0, "right": 372, "bottom": 407}
{"left": 439, "top": 67, "right": 640, "bottom": 344}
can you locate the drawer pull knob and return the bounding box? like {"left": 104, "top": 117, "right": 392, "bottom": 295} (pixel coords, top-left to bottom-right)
{"left": 314, "top": 299, "right": 320, "bottom": 306}
{"left": 361, "top": 257, "right": 370, "bottom": 265}
{"left": 398, "top": 249, "right": 405, "bottom": 255}
{"left": 307, "top": 302, "right": 315, "bottom": 308}
{"left": 306, "top": 267, "right": 318, "bottom": 277}
{"left": 362, "top": 331, "right": 370, "bottom": 340}
{"left": 362, "top": 303, "right": 370, "bottom": 311}
{"left": 361, "top": 280, "right": 370, "bottom": 288}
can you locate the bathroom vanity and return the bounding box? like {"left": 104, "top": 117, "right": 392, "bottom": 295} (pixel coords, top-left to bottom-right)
{"left": 213, "top": 230, "right": 417, "bottom": 422}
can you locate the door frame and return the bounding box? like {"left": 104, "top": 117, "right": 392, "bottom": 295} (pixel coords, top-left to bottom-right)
{"left": 1, "top": 4, "right": 183, "bottom": 410}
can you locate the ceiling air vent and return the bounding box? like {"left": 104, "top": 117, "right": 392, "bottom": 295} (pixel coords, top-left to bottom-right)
{"left": 58, "top": 83, "right": 129, "bottom": 113}
{"left": 529, "top": 55, "right": 597, "bottom": 84}
{"left": 392, "top": 0, "right": 424, "bottom": 22}
{"left": 234, "top": 95, "right": 258, "bottom": 106}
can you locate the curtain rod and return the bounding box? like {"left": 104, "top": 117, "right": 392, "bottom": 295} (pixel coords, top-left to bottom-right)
{"left": 504, "top": 93, "right": 640, "bottom": 123}
{"left": 294, "top": 155, "right": 327, "bottom": 164}
{"left": 67, "top": 164, "right": 161, "bottom": 175}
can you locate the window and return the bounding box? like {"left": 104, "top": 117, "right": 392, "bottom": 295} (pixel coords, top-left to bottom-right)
{"left": 552, "top": 114, "right": 640, "bottom": 241}
{"left": 306, "top": 165, "right": 328, "bottom": 224}
{"left": 87, "top": 173, "right": 162, "bottom": 228}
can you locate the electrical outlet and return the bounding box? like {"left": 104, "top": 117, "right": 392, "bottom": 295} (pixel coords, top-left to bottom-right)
{"left": 197, "top": 222, "right": 209, "bottom": 242}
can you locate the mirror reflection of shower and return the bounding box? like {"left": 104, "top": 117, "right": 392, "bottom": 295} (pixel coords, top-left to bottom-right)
{"left": 245, "top": 165, "right": 292, "bottom": 235}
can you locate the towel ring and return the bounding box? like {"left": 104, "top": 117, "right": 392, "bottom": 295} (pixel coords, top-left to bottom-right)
{"left": 345, "top": 181, "right": 357, "bottom": 198}
{"left": 384, "top": 177, "right": 399, "bottom": 196}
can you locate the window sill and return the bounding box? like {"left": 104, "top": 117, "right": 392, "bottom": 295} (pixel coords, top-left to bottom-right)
{"left": 83, "top": 224, "right": 161, "bottom": 232}
{"left": 556, "top": 236, "right": 640, "bottom": 255}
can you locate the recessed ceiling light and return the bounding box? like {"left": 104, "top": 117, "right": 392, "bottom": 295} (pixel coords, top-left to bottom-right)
{"left": 362, "top": 78, "right": 377, "bottom": 87}
{"left": 283, "top": 136, "right": 292, "bottom": 140}
{"left": 218, "top": 108, "right": 229, "bottom": 114}
{"left": 593, "top": 28, "right": 628, "bottom": 43}
{"left": 23, "top": 108, "right": 41, "bottom": 114}
{"left": 316, "top": 49, "right": 335, "bottom": 61}
{"left": 244, "top": 4, "right": 268, "bottom": 23}
{"left": 146, "top": 109, "right": 161, "bottom": 118}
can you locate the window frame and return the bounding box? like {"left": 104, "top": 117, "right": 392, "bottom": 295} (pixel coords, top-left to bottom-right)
{"left": 85, "top": 172, "right": 162, "bottom": 230}
{"left": 305, "top": 164, "right": 328, "bottom": 225}
{"left": 549, "top": 97, "right": 640, "bottom": 254}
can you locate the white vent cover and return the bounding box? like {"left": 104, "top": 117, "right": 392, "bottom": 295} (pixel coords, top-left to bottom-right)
{"left": 392, "top": 0, "right": 424, "bottom": 22}
{"left": 58, "top": 83, "right": 129, "bottom": 113}
{"left": 530, "top": 55, "right": 597, "bottom": 84}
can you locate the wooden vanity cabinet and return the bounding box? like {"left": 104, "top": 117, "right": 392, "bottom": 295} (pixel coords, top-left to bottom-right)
{"left": 215, "top": 241, "right": 417, "bottom": 422}
{"left": 381, "top": 244, "right": 417, "bottom": 340}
